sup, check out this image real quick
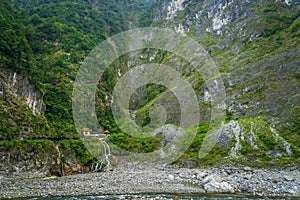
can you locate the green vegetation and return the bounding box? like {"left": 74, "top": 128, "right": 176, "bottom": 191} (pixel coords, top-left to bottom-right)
{"left": 175, "top": 117, "right": 299, "bottom": 168}
{"left": 60, "top": 140, "right": 95, "bottom": 166}
{"left": 0, "top": 0, "right": 154, "bottom": 137}
{"left": 108, "top": 132, "right": 162, "bottom": 153}
{"left": 0, "top": 0, "right": 155, "bottom": 172}
{"left": 0, "top": 0, "right": 299, "bottom": 171}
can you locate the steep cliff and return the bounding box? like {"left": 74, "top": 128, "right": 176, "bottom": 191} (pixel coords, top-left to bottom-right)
{"left": 0, "top": 0, "right": 299, "bottom": 177}
{"left": 139, "top": 0, "right": 300, "bottom": 166}
{"left": 0, "top": 67, "right": 43, "bottom": 115}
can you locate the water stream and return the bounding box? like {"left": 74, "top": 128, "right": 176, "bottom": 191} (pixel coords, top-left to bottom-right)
{"left": 91, "top": 138, "right": 112, "bottom": 172}
{"left": 102, "top": 139, "right": 111, "bottom": 171}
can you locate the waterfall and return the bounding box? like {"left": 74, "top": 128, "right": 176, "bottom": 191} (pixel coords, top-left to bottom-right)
{"left": 102, "top": 140, "right": 111, "bottom": 170}
{"left": 91, "top": 138, "right": 112, "bottom": 172}
{"left": 55, "top": 144, "right": 64, "bottom": 176}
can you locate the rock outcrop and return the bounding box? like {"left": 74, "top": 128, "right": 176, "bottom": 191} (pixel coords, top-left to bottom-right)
{"left": 0, "top": 66, "right": 43, "bottom": 115}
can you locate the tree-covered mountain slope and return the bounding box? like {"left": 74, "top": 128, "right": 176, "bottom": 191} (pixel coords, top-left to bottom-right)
{"left": 0, "top": 0, "right": 153, "bottom": 177}
{"left": 0, "top": 0, "right": 299, "bottom": 177}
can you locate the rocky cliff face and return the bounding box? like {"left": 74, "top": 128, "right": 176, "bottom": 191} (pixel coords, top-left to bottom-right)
{"left": 92, "top": 0, "right": 300, "bottom": 167}
{"left": 0, "top": 66, "right": 93, "bottom": 177}
{"left": 140, "top": 0, "right": 300, "bottom": 165}
{"left": 157, "top": 0, "right": 299, "bottom": 44}
{"left": 0, "top": 140, "right": 91, "bottom": 178}
{"left": 0, "top": 67, "right": 43, "bottom": 115}
{"left": 160, "top": 0, "right": 189, "bottom": 20}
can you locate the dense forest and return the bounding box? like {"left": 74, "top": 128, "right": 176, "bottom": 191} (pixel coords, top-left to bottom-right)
{"left": 0, "top": 0, "right": 155, "bottom": 174}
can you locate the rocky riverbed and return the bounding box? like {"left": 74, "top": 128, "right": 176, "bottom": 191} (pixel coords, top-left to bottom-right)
{"left": 0, "top": 165, "right": 299, "bottom": 199}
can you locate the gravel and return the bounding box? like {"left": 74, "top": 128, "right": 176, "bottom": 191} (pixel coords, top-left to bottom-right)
{"left": 0, "top": 165, "right": 299, "bottom": 199}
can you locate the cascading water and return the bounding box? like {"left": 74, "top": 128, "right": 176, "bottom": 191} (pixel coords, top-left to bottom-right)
{"left": 91, "top": 138, "right": 112, "bottom": 172}
{"left": 101, "top": 139, "right": 111, "bottom": 171}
